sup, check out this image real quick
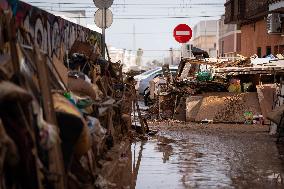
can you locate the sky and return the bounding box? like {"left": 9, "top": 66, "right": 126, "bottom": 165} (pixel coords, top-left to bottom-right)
{"left": 22, "top": 0, "right": 226, "bottom": 62}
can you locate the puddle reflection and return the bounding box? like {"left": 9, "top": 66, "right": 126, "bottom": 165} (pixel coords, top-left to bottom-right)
{"left": 111, "top": 132, "right": 284, "bottom": 189}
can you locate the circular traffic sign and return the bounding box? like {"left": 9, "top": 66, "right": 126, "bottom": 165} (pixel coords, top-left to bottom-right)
{"left": 94, "top": 9, "right": 113, "bottom": 29}
{"left": 173, "top": 24, "right": 192, "bottom": 43}
{"left": 93, "top": 0, "right": 114, "bottom": 9}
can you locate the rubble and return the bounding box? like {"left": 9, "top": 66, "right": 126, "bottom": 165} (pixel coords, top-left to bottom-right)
{"left": 0, "top": 1, "right": 145, "bottom": 189}
{"left": 146, "top": 56, "right": 284, "bottom": 125}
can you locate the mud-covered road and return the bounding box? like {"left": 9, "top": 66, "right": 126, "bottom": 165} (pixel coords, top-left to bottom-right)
{"left": 109, "top": 123, "right": 284, "bottom": 189}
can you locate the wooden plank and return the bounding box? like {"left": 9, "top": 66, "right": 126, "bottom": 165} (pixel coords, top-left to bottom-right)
{"left": 256, "top": 85, "right": 276, "bottom": 124}
{"left": 33, "top": 47, "right": 66, "bottom": 189}
{"left": 52, "top": 56, "right": 68, "bottom": 87}
{"left": 186, "top": 96, "right": 203, "bottom": 122}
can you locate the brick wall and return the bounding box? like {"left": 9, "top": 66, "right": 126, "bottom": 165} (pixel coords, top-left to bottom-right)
{"left": 219, "top": 33, "right": 241, "bottom": 56}
{"left": 241, "top": 19, "right": 284, "bottom": 57}
{"left": 219, "top": 34, "right": 235, "bottom": 55}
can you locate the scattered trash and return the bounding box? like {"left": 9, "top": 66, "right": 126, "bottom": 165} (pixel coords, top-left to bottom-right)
{"left": 201, "top": 119, "right": 214, "bottom": 124}
{"left": 244, "top": 111, "right": 254, "bottom": 125}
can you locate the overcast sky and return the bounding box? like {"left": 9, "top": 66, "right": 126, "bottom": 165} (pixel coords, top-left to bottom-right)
{"left": 23, "top": 0, "right": 225, "bottom": 61}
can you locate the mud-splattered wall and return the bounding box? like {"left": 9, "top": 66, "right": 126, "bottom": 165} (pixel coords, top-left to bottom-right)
{"left": 0, "top": 0, "right": 101, "bottom": 58}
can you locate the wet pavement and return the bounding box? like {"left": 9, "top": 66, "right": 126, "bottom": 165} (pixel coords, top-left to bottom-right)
{"left": 111, "top": 124, "right": 284, "bottom": 189}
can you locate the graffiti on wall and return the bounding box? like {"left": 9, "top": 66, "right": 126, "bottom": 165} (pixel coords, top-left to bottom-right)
{"left": 0, "top": 0, "right": 101, "bottom": 59}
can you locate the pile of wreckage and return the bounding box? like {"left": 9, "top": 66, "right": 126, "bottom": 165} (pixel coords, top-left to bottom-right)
{"left": 0, "top": 1, "right": 146, "bottom": 189}
{"left": 146, "top": 55, "right": 284, "bottom": 129}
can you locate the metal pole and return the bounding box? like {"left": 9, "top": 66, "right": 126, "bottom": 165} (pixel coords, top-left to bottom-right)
{"left": 180, "top": 44, "right": 182, "bottom": 59}
{"left": 101, "top": 8, "right": 106, "bottom": 58}
{"left": 170, "top": 48, "right": 173, "bottom": 65}
{"left": 189, "top": 43, "right": 192, "bottom": 58}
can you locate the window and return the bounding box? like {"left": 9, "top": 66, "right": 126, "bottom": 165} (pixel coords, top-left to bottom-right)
{"left": 257, "top": 47, "right": 262, "bottom": 58}
{"left": 279, "top": 45, "right": 284, "bottom": 54}
{"left": 266, "top": 46, "right": 272, "bottom": 56}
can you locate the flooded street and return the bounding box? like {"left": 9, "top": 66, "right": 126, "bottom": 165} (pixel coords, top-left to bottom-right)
{"left": 110, "top": 124, "right": 284, "bottom": 189}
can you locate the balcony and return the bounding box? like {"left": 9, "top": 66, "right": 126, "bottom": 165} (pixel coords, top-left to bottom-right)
{"left": 225, "top": 0, "right": 269, "bottom": 24}
{"left": 269, "top": 0, "right": 283, "bottom": 3}
{"left": 245, "top": 1, "right": 269, "bottom": 20}
{"left": 224, "top": 0, "right": 235, "bottom": 24}
{"left": 269, "top": 0, "right": 284, "bottom": 12}
{"left": 224, "top": 0, "right": 246, "bottom": 24}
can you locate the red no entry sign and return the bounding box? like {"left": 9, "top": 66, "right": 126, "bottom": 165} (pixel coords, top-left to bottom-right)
{"left": 173, "top": 24, "right": 192, "bottom": 43}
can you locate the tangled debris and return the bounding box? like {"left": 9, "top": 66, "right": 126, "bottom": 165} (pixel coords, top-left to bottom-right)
{"left": 145, "top": 56, "right": 282, "bottom": 124}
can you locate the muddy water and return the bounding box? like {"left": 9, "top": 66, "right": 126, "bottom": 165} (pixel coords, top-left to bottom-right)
{"left": 114, "top": 129, "right": 284, "bottom": 189}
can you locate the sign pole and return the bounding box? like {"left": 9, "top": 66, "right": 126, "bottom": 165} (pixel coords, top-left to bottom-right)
{"left": 94, "top": 0, "right": 114, "bottom": 58}
{"left": 101, "top": 8, "right": 106, "bottom": 58}
{"left": 189, "top": 43, "right": 192, "bottom": 58}
{"left": 180, "top": 43, "right": 182, "bottom": 60}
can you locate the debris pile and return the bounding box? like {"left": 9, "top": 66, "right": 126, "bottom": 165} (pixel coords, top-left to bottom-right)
{"left": 215, "top": 57, "right": 252, "bottom": 68}
{"left": 0, "top": 1, "right": 144, "bottom": 189}
{"left": 146, "top": 56, "right": 283, "bottom": 124}
{"left": 182, "top": 55, "right": 252, "bottom": 69}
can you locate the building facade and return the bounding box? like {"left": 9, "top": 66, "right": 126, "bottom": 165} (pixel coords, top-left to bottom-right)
{"left": 225, "top": 0, "right": 284, "bottom": 57}
{"left": 218, "top": 15, "right": 241, "bottom": 58}
{"left": 192, "top": 20, "right": 218, "bottom": 57}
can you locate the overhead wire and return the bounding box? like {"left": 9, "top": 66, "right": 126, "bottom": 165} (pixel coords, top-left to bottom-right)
{"left": 23, "top": 0, "right": 225, "bottom": 19}
{"left": 25, "top": 1, "right": 224, "bottom": 6}
{"left": 61, "top": 16, "right": 222, "bottom": 19}
{"left": 23, "top": 0, "right": 224, "bottom": 59}
{"left": 23, "top": 1, "right": 225, "bottom": 10}
{"left": 110, "top": 31, "right": 218, "bottom": 35}
{"left": 33, "top": 6, "right": 224, "bottom": 10}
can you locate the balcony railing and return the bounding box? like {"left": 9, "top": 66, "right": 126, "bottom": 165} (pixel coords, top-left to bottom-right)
{"left": 268, "top": 0, "right": 283, "bottom": 4}
{"left": 245, "top": 1, "right": 269, "bottom": 19}
{"left": 225, "top": 0, "right": 269, "bottom": 24}
{"left": 236, "top": 0, "right": 246, "bottom": 20}
{"left": 224, "top": 0, "right": 235, "bottom": 24}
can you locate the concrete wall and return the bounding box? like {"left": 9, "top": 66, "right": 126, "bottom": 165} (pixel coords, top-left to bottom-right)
{"left": 193, "top": 36, "right": 217, "bottom": 50}
{"left": 192, "top": 20, "right": 218, "bottom": 57}
{"left": 193, "top": 35, "right": 217, "bottom": 57}
{"left": 241, "top": 19, "right": 284, "bottom": 57}
{"left": 193, "top": 20, "right": 218, "bottom": 39}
